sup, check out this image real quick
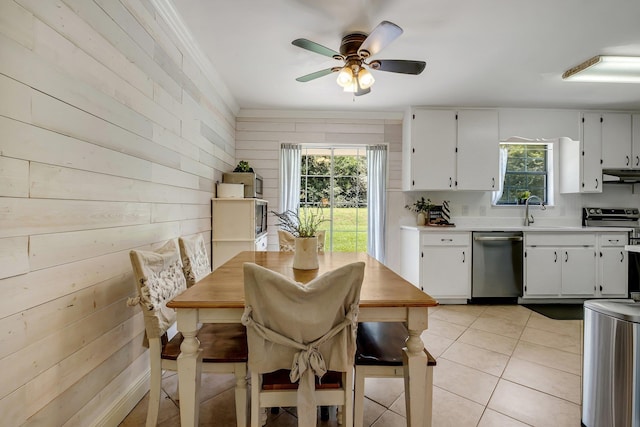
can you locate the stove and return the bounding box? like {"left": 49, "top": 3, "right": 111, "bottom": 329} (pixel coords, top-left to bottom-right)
{"left": 583, "top": 207, "right": 640, "bottom": 295}
{"left": 582, "top": 207, "right": 640, "bottom": 241}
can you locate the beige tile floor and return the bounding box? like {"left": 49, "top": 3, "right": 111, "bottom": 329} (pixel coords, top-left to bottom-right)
{"left": 120, "top": 304, "right": 583, "bottom": 426}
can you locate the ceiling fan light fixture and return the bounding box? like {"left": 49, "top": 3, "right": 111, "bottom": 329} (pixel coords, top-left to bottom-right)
{"left": 358, "top": 68, "right": 375, "bottom": 89}
{"left": 336, "top": 67, "right": 354, "bottom": 87}
{"left": 562, "top": 55, "right": 640, "bottom": 83}
{"left": 343, "top": 78, "right": 358, "bottom": 93}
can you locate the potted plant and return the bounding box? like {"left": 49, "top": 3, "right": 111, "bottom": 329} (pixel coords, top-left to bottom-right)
{"left": 233, "top": 160, "right": 254, "bottom": 172}
{"left": 405, "top": 197, "right": 434, "bottom": 226}
{"left": 271, "top": 208, "right": 327, "bottom": 269}
{"left": 517, "top": 190, "right": 531, "bottom": 205}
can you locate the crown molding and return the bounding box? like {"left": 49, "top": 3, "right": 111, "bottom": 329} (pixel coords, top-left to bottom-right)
{"left": 149, "top": 0, "right": 240, "bottom": 115}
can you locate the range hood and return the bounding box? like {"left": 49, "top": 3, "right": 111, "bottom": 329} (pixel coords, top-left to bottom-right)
{"left": 603, "top": 169, "right": 640, "bottom": 184}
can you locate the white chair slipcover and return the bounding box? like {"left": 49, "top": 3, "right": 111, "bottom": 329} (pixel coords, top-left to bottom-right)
{"left": 178, "top": 234, "right": 212, "bottom": 287}
{"left": 242, "top": 261, "right": 365, "bottom": 427}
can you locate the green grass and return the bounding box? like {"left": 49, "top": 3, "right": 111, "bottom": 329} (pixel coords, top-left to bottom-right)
{"left": 315, "top": 207, "right": 368, "bottom": 252}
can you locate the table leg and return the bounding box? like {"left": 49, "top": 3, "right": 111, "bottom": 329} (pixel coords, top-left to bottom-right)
{"left": 403, "top": 307, "right": 430, "bottom": 427}
{"left": 177, "top": 309, "right": 202, "bottom": 427}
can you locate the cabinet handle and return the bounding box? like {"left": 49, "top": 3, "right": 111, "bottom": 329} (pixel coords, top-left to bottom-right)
{"left": 554, "top": 251, "right": 557, "bottom": 262}
{"left": 599, "top": 251, "right": 603, "bottom": 257}
{"left": 626, "top": 155, "right": 630, "bottom": 166}
{"left": 565, "top": 251, "right": 569, "bottom": 262}
{"left": 491, "top": 177, "right": 495, "bottom": 188}
{"left": 449, "top": 177, "right": 453, "bottom": 188}
{"left": 608, "top": 239, "right": 619, "bottom": 244}
{"left": 595, "top": 178, "right": 599, "bottom": 189}
{"left": 462, "top": 251, "right": 466, "bottom": 263}
{"left": 621, "top": 251, "right": 625, "bottom": 262}
{"left": 441, "top": 238, "right": 453, "bottom": 242}
{"left": 636, "top": 156, "right": 639, "bottom": 167}
{"left": 600, "top": 285, "right": 603, "bottom": 292}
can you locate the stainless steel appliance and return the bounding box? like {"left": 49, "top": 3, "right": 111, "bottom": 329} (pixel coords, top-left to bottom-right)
{"left": 471, "top": 231, "right": 523, "bottom": 303}
{"left": 222, "top": 172, "right": 264, "bottom": 198}
{"left": 583, "top": 299, "right": 640, "bottom": 427}
{"left": 583, "top": 207, "right": 640, "bottom": 294}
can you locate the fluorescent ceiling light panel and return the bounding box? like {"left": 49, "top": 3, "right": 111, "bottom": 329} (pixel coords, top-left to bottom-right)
{"left": 562, "top": 55, "right": 640, "bottom": 83}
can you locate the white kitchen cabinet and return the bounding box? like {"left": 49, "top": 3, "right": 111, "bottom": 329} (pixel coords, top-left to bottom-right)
{"left": 633, "top": 114, "right": 640, "bottom": 168}
{"left": 598, "top": 233, "right": 629, "bottom": 297}
{"left": 404, "top": 109, "right": 457, "bottom": 190}
{"left": 420, "top": 232, "right": 471, "bottom": 302}
{"left": 212, "top": 198, "right": 268, "bottom": 269}
{"left": 524, "top": 232, "right": 597, "bottom": 298}
{"left": 456, "top": 110, "right": 500, "bottom": 191}
{"left": 559, "top": 112, "right": 603, "bottom": 193}
{"left": 403, "top": 108, "right": 499, "bottom": 191}
{"left": 601, "top": 113, "right": 633, "bottom": 169}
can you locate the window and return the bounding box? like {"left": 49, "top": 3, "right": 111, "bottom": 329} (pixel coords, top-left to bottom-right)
{"left": 299, "top": 147, "right": 368, "bottom": 252}
{"left": 496, "top": 143, "right": 549, "bottom": 205}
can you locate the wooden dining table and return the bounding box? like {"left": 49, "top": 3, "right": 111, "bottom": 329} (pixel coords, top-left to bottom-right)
{"left": 167, "top": 251, "right": 438, "bottom": 426}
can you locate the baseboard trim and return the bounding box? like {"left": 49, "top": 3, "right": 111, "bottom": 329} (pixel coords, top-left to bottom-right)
{"left": 92, "top": 369, "right": 150, "bottom": 427}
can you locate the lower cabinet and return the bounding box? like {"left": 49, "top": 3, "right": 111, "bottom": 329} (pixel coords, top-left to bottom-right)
{"left": 420, "top": 232, "right": 471, "bottom": 302}
{"left": 598, "top": 233, "right": 629, "bottom": 297}
{"left": 524, "top": 233, "right": 597, "bottom": 298}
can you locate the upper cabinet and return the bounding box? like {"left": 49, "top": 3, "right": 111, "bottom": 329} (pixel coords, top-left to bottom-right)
{"left": 560, "top": 112, "right": 603, "bottom": 193}
{"left": 601, "top": 113, "right": 633, "bottom": 169}
{"left": 403, "top": 108, "right": 499, "bottom": 191}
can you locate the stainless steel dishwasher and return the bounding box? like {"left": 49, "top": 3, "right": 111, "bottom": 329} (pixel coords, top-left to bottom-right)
{"left": 471, "top": 231, "right": 523, "bottom": 303}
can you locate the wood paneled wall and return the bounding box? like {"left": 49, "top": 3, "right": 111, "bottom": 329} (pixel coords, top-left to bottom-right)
{"left": 235, "top": 111, "right": 403, "bottom": 252}
{"left": 0, "top": 0, "right": 236, "bottom": 424}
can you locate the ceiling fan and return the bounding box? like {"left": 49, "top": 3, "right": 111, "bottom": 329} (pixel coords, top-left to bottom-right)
{"left": 292, "top": 21, "right": 426, "bottom": 96}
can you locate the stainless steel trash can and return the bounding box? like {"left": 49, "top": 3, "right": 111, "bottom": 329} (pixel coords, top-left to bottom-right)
{"left": 583, "top": 300, "right": 640, "bottom": 427}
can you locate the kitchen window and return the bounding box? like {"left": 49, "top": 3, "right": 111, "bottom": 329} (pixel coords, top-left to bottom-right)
{"left": 494, "top": 143, "right": 551, "bottom": 205}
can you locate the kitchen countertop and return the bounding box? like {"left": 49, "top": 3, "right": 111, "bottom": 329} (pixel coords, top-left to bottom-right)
{"left": 401, "top": 225, "right": 634, "bottom": 232}
{"left": 625, "top": 245, "right": 640, "bottom": 253}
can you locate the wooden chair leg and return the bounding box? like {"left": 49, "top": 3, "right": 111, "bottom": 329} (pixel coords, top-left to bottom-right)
{"left": 234, "top": 364, "right": 248, "bottom": 427}
{"left": 146, "top": 344, "right": 162, "bottom": 427}
{"left": 250, "top": 371, "right": 261, "bottom": 427}
{"left": 353, "top": 366, "right": 366, "bottom": 427}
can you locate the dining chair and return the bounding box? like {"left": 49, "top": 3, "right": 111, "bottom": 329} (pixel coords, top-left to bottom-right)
{"left": 353, "top": 322, "right": 436, "bottom": 427}
{"left": 128, "top": 239, "right": 248, "bottom": 427}
{"left": 242, "top": 261, "right": 365, "bottom": 427}
{"left": 178, "top": 234, "right": 211, "bottom": 287}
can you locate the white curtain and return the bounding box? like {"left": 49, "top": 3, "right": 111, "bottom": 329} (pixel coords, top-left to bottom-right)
{"left": 491, "top": 145, "right": 509, "bottom": 205}
{"left": 367, "top": 145, "right": 387, "bottom": 263}
{"left": 280, "top": 144, "right": 301, "bottom": 212}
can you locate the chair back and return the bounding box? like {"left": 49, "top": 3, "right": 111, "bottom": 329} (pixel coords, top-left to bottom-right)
{"left": 278, "top": 229, "right": 295, "bottom": 252}
{"left": 178, "top": 234, "right": 212, "bottom": 287}
{"left": 129, "top": 240, "right": 187, "bottom": 339}
{"left": 242, "top": 261, "right": 365, "bottom": 426}
{"left": 316, "top": 230, "right": 326, "bottom": 253}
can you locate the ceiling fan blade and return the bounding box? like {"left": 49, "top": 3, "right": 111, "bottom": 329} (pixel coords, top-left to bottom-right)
{"left": 292, "top": 38, "right": 341, "bottom": 59}
{"left": 357, "top": 21, "right": 403, "bottom": 58}
{"left": 296, "top": 68, "right": 338, "bottom": 82}
{"left": 370, "top": 59, "right": 426, "bottom": 75}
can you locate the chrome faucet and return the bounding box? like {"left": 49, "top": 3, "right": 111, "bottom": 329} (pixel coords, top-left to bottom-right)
{"left": 524, "top": 195, "right": 546, "bottom": 226}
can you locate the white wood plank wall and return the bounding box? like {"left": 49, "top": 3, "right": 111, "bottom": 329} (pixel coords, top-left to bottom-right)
{"left": 0, "top": 0, "right": 237, "bottom": 424}
{"left": 235, "top": 113, "right": 403, "bottom": 251}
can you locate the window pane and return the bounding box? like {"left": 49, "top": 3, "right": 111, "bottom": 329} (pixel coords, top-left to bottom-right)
{"left": 497, "top": 143, "right": 549, "bottom": 205}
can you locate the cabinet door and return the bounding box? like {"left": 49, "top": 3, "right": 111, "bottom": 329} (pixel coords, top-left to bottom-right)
{"left": 581, "top": 113, "right": 603, "bottom": 192}
{"left": 421, "top": 246, "right": 470, "bottom": 298}
{"left": 632, "top": 114, "right": 640, "bottom": 168}
{"left": 525, "top": 247, "right": 561, "bottom": 296}
{"left": 561, "top": 248, "right": 596, "bottom": 296}
{"left": 457, "top": 110, "right": 499, "bottom": 190}
{"left": 601, "top": 113, "right": 632, "bottom": 169}
{"left": 410, "top": 109, "right": 457, "bottom": 190}
{"left": 600, "top": 248, "right": 628, "bottom": 296}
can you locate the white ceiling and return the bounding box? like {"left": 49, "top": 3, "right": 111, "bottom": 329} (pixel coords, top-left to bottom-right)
{"left": 171, "top": 0, "right": 640, "bottom": 112}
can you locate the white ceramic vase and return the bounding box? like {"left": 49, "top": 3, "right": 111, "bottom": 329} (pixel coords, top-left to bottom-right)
{"left": 293, "top": 236, "right": 319, "bottom": 270}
